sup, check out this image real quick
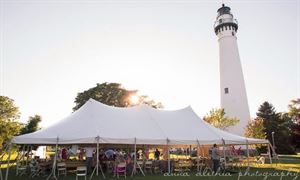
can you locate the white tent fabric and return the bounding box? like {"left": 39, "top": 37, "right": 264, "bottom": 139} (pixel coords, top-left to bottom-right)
{"left": 12, "top": 99, "right": 268, "bottom": 145}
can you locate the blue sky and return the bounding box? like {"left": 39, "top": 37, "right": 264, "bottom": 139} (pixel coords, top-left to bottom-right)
{"left": 0, "top": 0, "right": 299, "bottom": 127}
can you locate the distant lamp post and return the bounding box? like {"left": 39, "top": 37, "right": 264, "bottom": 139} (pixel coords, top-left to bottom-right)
{"left": 271, "top": 131, "right": 276, "bottom": 150}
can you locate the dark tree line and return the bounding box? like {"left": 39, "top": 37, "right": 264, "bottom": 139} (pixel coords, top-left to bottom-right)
{"left": 246, "top": 99, "right": 300, "bottom": 154}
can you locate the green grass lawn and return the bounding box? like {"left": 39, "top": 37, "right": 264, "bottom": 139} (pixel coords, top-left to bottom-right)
{"left": 2, "top": 167, "right": 299, "bottom": 180}
{"left": 1, "top": 153, "right": 299, "bottom": 180}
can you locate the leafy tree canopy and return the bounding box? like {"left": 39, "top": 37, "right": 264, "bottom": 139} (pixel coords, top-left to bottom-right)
{"left": 20, "top": 115, "right": 42, "bottom": 135}
{"left": 245, "top": 117, "right": 267, "bottom": 153}
{"left": 73, "top": 82, "right": 163, "bottom": 111}
{"left": 0, "top": 96, "right": 21, "bottom": 150}
{"left": 245, "top": 117, "right": 266, "bottom": 139}
{"left": 203, "top": 108, "right": 239, "bottom": 130}
{"left": 0, "top": 96, "right": 20, "bottom": 121}
{"left": 287, "top": 98, "right": 300, "bottom": 149}
{"left": 288, "top": 98, "right": 300, "bottom": 123}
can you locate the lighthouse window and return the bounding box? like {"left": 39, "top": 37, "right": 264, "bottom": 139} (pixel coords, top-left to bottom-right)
{"left": 224, "top": 88, "right": 229, "bottom": 94}
{"left": 232, "top": 32, "right": 235, "bottom": 36}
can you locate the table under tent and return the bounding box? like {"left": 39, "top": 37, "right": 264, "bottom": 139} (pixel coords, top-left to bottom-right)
{"left": 3, "top": 99, "right": 273, "bottom": 180}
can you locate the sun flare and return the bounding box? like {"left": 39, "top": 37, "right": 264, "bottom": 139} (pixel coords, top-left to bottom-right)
{"left": 129, "top": 95, "right": 140, "bottom": 105}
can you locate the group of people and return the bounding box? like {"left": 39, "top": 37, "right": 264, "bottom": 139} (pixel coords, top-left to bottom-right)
{"left": 57, "top": 145, "right": 224, "bottom": 174}
{"left": 61, "top": 147, "right": 155, "bottom": 174}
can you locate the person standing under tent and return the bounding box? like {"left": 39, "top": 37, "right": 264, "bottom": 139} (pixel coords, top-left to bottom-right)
{"left": 85, "top": 147, "right": 95, "bottom": 174}
{"left": 144, "top": 148, "right": 149, "bottom": 160}
{"left": 154, "top": 149, "right": 160, "bottom": 160}
{"left": 61, "top": 148, "right": 68, "bottom": 160}
{"left": 211, "top": 144, "right": 220, "bottom": 172}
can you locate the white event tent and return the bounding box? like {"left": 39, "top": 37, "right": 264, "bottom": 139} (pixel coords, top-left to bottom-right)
{"left": 12, "top": 98, "right": 268, "bottom": 146}
{"left": 5, "top": 99, "right": 272, "bottom": 180}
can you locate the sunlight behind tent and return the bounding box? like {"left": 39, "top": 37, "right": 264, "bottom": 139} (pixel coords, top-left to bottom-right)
{"left": 129, "top": 95, "right": 140, "bottom": 105}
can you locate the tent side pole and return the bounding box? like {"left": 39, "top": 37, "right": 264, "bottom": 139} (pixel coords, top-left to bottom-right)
{"left": 15, "top": 145, "right": 22, "bottom": 176}
{"left": 90, "top": 136, "right": 105, "bottom": 180}
{"left": 268, "top": 143, "right": 272, "bottom": 164}
{"left": 4, "top": 142, "right": 12, "bottom": 180}
{"left": 167, "top": 139, "right": 170, "bottom": 174}
{"left": 221, "top": 139, "right": 227, "bottom": 168}
{"left": 25, "top": 145, "right": 29, "bottom": 167}
{"left": 47, "top": 138, "right": 58, "bottom": 180}
{"left": 131, "top": 138, "right": 137, "bottom": 177}
{"left": 0, "top": 143, "right": 10, "bottom": 180}
{"left": 269, "top": 143, "right": 278, "bottom": 162}
{"left": 196, "top": 140, "right": 201, "bottom": 172}
{"left": 96, "top": 137, "right": 99, "bottom": 176}
{"left": 0, "top": 160, "right": 2, "bottom": 180}
{"left": 246, "top": 140, "right": 250, "bottom": 168}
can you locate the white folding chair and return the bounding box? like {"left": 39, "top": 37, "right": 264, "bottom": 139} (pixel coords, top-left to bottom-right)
{"left": 116, "top": 162, "right": 126, "bottom": 179}
{"left": 16, "top": 162, "right": 27, "bottom": 176}
{"left": 136, "top": 161, "right": 144, "bottom": 174}
{"left": 76, "top": 166, "right": 87, "bottom": 180}
{"left": 29, "top": 162, "right": 41, "bottom": 177}
{"left": 57, "top": 162, "right": 67, "bottom": 176}
{"left": 144, "top": 161, "right": 153, "bottom": 173}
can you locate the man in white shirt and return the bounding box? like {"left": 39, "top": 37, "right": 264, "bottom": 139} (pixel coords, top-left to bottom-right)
{"left": 85, "top": 147, "right": 95, "bottom": 174}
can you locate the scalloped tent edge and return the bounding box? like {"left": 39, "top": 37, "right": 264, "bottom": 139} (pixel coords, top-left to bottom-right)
{"left": 12, "top": 98, "right": 269, "bottom": 146}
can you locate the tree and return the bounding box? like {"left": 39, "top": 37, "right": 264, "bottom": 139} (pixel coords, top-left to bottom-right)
{"left": 245, "top": 117, "right": 266, "bottom": 153}
{"left": 288, "top": 98, "right": 300, "bottom": 120}
{"left": 257, "top": 102, "right": 294, "bottom": 154}
{"left": 20, "top": 115, "right": 42, "bottom": 135}
{"left": 73, "top": 82, "right": 163, "bottom": 111}
{"left": 0, "top": 96, "right": 21, "bottom": 150}
{"left": 288, "top": 98, "right": 300, "bottom": 150}
{"left": 245, "top": 117, "right": 266, "bottom": 139}
{"left": 203, "top": 108, "right": 239, "bottom": 130}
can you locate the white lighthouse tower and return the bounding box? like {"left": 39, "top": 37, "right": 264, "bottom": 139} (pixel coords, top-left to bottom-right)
{"left": 214, "top": 4, "right": 250, "bottom": 136}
